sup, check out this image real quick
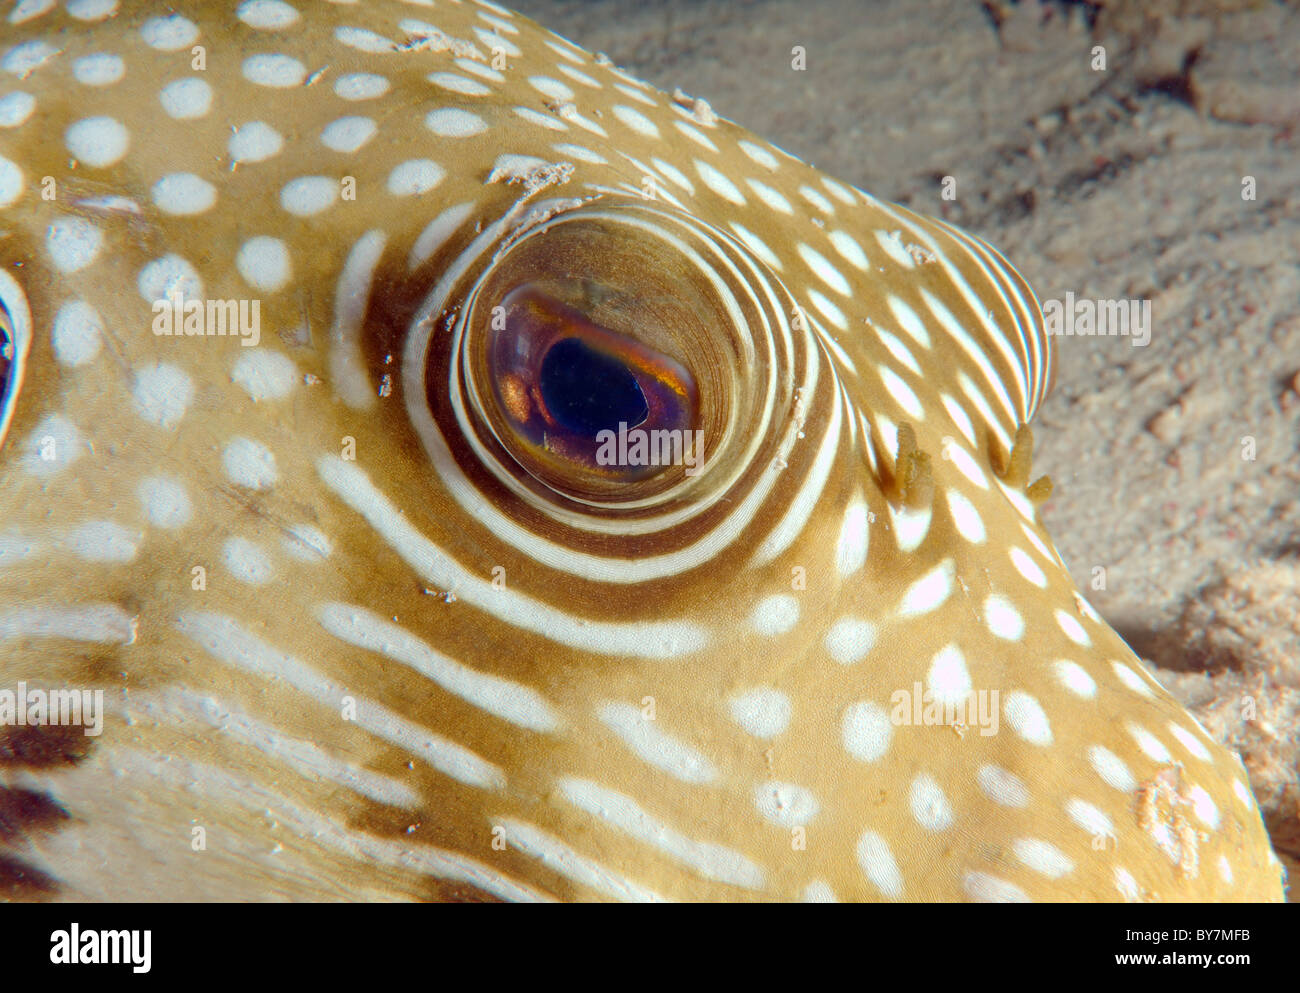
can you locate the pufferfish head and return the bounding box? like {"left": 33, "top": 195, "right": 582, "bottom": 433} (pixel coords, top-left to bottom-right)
{"left": 0, "top": 0, "right": 1283, "bottom": 903}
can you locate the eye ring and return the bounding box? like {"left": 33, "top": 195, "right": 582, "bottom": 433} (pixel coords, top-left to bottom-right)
{"left": 0, "top": 268, "right": 32, "bottom": 452}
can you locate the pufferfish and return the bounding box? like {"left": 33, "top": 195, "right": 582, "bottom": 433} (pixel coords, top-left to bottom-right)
{"left": 0, "top": 0, "right": 1285, "bottom": 903}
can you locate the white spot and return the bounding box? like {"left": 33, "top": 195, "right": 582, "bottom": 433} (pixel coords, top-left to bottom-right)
{"left": 824, "top": 617, "right": 876, "bottom": 665}
{"left": 1112, "top": 660, "right": 1154, "bottom": 699}
{"left": 738, "top": 139, "right": 778, "bottom": 170}
{"left": 387, "top": 159, "right": 445, "bottom": 196}
{"left": 3, "top": 40, "right": 58, "bottom": 78}
{"left": 799, "top": 184, "right": 834, "bottom": 214}
{"left": 1127, "top": 724, "right": 1171, "bottom": 763}
{"left": 133, "top": 362, "right": 192, "bottom": 429}
{"left": 409, "top": 201, "right": 474, "bottom": 270}
{"left": 1088, "top": 745, "right": 1136, "bottom": 791}
{"left": 556, "top": 778, "right": 760, "bottom": 890}
{"left": 945, "top": 489, "right": 985, "bottom": 543}
{"left": 152, "top": 173, "right": 217, "bottom": 216}
{"left": 879, "top": 366, "right": 923, "bottom": 420}
{"left": 927, "top": 645, "right": 971, "bottom": 707}
{"left": 63, "top": 521, "right": 137, "bottom": 562}
{"left": 909, "top": 773, "right": 954, "bottom": 832}
{"left": 72, "top": 52, "right": 124, "bottom": 86}
{"left": 855, "top": 830, "right": 903, "bottom": 899}
{"left": 140, "top": 14, "right": 198, "bottom": 51}
{"left": 728, "top": 687, "right": 791, "bottom": 739}
{"left": 808, "top": 289, "right": 846, "bottom": 329}
{"left": 65, "top": 116, "right": 129, "bottom": 168}
{"left": 1055, "top": 609, "right": 1091, "bottom": 646}
{"left": 0, "top": 91, "right": 36, "bottom": 127}
{"left": 238, "top": 0, "right": 300, "bottom": 30}
{"left": 1013, "top": 838, "right": 1074, "bottom": 879}
{"left": 425, "top": 107, "right": 487, "bottom": 138}
{"left": 611, "top": 104, "right": 658, "bottom": 137}
{"left": 729, "top": 223, "right": 781, "bottom": 270}
{"left": 695, "top": 160, "right": 745, "bottom": 205}
{"left": 51, "top": 300, "right": 102, "bottom": 366}
{"left": 529, "top": 75, "right": 573, "bottom": 101}
{"left": 321, "top": 115, "right": 377, "bottom": 153}
{"left": 802, "top": 881, "right": 836, "bottom": 903}
{"left": 137, "top": 254, "right": 202, "bottom": 303}
{"left": 242, "top": 54, "right": 306, "bottom": 88}
{"left": 1168, "top": 723, "right": 1211, "bottom": 761}
{"left": 821, "top": 176, "right": 857, "bottom": 204}
{"left": 1217, "top": 854, "right": 1233, "bottom": 885}
{"left": 940, "top": 394, "right": 976, "bottom": 447}
{"left": 232, "top": 350, "right": 297, "bottom": 402}
{"left": 9, "top": 0, "right": 55, "bottom": 24}
{"left": 557, "top": 64, "right": 599, "bottom": 87}
{"left": 751, "top": 593, "right": 798, "bottom": 636}
{"left": 1009, "top": 546, "right": 1047, "bottom": 587}
{"left": 428, "top": 71, "right": 490, "bottom": 96}
{"left": 21, "top": 414, "right": 81, "bottom": 477}
{"left": 223, "top": 536, "right": 274, "bottom": 585}
{"left": 1066, "top": 798, "right": 1113, "bottom": 838}
{"left": 229, "top": 121, "right": 283, "bottom": 163}
{"left": 223, "top": 437, "right": 278, "bottom": 490}
{"left": 513, "top": 106, "right": 566, "bottom": 131}
{"left": 280, "top": 176, "right": 338, "bottom": 216}
{"left": 596, "top": 701, "right": 717, "bottom": 784}
{"left": 473, "top": 26, "right": 520, "bottom": 57}
{"left": 964, "top": 872, "right": 1031, "bottom": 903}
{"left": 984, "top": 594, "right": 1024, "bottom": 640}
{"left": 977, "top": 764, "right": 1030, "bottom": 808}
{"left": 0, "top": 155, "right": 20, "bottom": 206}
{"left": 235, "top": 236, "right": 291, "bottom": 292}
{"left": 888, "top": 295, "right": 931, "bottom": 348}
{"left": 334, "top": 72, "right": 389, "bottom": 100}
{"left": 137, "top": 477, "right": 192, "bottom": 529}
{"left": 1054, "top": 659, "right": 1096, "bottom": 698}
{"left": 159, "top": 77, "right": 212, "bottom": 119}
{"left": 282, "top": 524, "right": 331, "bottom": 562}
{"left": 67, "top": 0, "right": 117, "bottom": 21}
{"left": 753, "top": 781, "right": 818, "bottom": 828}
{"left": 1114, "top": 867, "right": 1140, "bottom": 901}
{"left": 888, "top": 503, "right": 931, "bottom": 553}
{"left": 842, "top": 701, "right": 891, "bottom": 762}
{"left": 835, "top": 500, "right": 869, "bottom": 575}
{"left": 897, "top": 559, "right": 954, "bottom": 617}
{"left": 46, "top": 217, "right": 102, "bottom": 273}
{"left": 828, "top": 230, "right": 868, "bottom": 270}
{"left": 1005, "top": 691, "right": 1052, "bottom": 745}
{"left": 335, "top": 25, "right": 395, "bottom": 53}
{"left": 456, "top": 58, "right": 504, "bottom": 83}
{"left": 552, "top": 142, "right": 605, "bottom": 165}
{"left": 798, "top": 243, "right": 850, "bottom": 295}
{"left": 942, "top": 438, "right": 988, "bottom": 489}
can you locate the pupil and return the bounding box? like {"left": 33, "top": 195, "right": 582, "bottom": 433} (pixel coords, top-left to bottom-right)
{"left": 539, "top": 337, "right": 649, "bottom": 437}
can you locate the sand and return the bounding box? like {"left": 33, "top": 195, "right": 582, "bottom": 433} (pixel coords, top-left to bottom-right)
{"left": 513, "top": 0, "right": 1300, "bottom": 895}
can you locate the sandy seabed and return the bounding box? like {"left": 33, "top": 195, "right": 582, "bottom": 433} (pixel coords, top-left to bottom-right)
{"left": 513, "top": 0, "right": 1300, "bottom": 896}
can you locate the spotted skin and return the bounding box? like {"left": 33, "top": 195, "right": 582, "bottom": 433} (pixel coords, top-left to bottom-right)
{"left": 0, "top": 0, "right": 1284, "bottom": 902}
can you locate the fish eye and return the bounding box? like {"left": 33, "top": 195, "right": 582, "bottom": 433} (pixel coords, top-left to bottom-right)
{"left": 485, "top": 283, "right": 698, "bottom": 486}
{"left": 0, "top": 270, "right": 31, "bottom": 452}
{"left": 428, "top": 201, "right": 788, "bottom": 511}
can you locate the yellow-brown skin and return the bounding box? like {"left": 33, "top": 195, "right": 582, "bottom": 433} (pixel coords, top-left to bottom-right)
{"left": 0, "top": 1, "right": 1284, "bottom": 901}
